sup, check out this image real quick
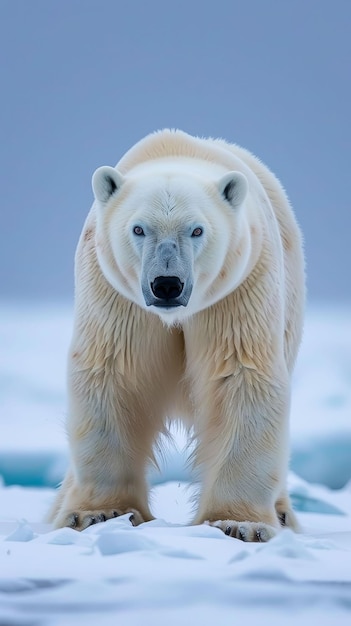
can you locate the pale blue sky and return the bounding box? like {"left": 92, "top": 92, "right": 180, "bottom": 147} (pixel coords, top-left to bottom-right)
{"left": 0, "top": 0, "right": 350, "bottom": 301}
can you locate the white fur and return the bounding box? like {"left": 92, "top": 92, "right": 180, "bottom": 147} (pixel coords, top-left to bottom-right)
{"left": 48, "top": 129, "right": 305, "bottom": 542}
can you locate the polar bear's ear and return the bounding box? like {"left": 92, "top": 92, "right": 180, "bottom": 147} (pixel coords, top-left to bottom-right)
{"left": 92, "top": 166, "right": 125, "bottom": 205}
{"left": 218, "top": 171, "right": 248, "bottom": 209}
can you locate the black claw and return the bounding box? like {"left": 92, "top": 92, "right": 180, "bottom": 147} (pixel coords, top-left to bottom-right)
{"left": 129, "top": 513, "right": 135, "bottom": 526}
{"left": 97, "top": 513, "right": 106, "bottom": 523}
{"left": 89, "top": 516, "right": 97, "bottom": 525}
{"left": 256, "top": 529, "right": 263, "bottom": 542}
{"left": 278, "top": 512, "right": 286, "bottom": 526}
{"left": 225, "top": 525, "right": 232, "bottom": 536}
{"left": 112, "top": 510, "right": 119, "bottom": 518}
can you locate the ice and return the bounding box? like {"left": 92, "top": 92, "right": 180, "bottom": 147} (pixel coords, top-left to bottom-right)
{"left": 290, "top": 305, "right": 351, "bottom": 488}
{"left": 38, "top": 527, "right": 93, "bottom": 547}
{"left": 256, "top": 528, "right": 317, "bottom": 559}
{"left": 3, "top": 519, "right": 37, "bottom": 542}
{"left": 96, "top": 528, "right": 160, "bottom": 555}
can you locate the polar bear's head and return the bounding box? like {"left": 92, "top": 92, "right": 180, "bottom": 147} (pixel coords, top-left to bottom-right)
{"left": 92, "top": 162, "right": 253, "bottom": 324}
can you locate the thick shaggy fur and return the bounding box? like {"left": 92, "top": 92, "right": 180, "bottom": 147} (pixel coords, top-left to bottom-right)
{"left": 49, "top": 130, "right": 305, "bottom": 541}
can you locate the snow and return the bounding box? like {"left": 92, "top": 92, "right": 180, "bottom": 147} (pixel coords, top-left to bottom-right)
{"left": 0, "top": 303, "right": 351, "bottom": 624}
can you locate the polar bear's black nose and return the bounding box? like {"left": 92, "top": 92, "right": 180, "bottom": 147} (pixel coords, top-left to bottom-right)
{"left": 151, "top": 276, "right": 184, "bottom": 300}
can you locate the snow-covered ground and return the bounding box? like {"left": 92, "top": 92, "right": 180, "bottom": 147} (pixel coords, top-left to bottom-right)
{"left": 0, "top": 303, "right": 350, "bottom": 624}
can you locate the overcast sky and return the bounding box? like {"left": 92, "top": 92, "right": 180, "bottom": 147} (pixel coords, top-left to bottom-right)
{"left": 0, "top": 0, "right": 350, "bottom": 302}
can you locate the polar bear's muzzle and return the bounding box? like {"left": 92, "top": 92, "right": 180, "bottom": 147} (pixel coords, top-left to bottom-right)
{"left": 144, "top": 275, "right": 191, "bottom": 309}
{"left": 152, "top": 276, "right": 183, "bottom": 301}
{"left": 140, "top": 236, "right": 193, "bottom": 310}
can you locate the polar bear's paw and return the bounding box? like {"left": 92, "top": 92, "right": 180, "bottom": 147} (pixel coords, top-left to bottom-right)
{"left": 58, "top": 507, "right": 146, "bottom": 531}
{"left": 206, "top": 519, "right": 278, "bottom": 542}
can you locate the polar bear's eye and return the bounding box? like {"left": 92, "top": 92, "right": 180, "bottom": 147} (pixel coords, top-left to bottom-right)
{"left": 133, "top": 226, "right": 145, "bottom": 236}
{"left": 191, "top": 227, "right": 203, "bottom": 237}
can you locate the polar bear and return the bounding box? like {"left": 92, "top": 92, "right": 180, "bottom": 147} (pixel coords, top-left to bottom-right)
{"left": 49, "top": 129, "right": 305, "bottom": 541}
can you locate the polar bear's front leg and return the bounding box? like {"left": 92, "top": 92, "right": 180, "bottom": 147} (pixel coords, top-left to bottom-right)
{"left": 49, "top": 370, "right": 157, "bottom": 530}
{"left": 192, "top": 370, "right": 291, "bottom": 542}
{"left": 49, "top": 467, "right": 149, "bottom": 531}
